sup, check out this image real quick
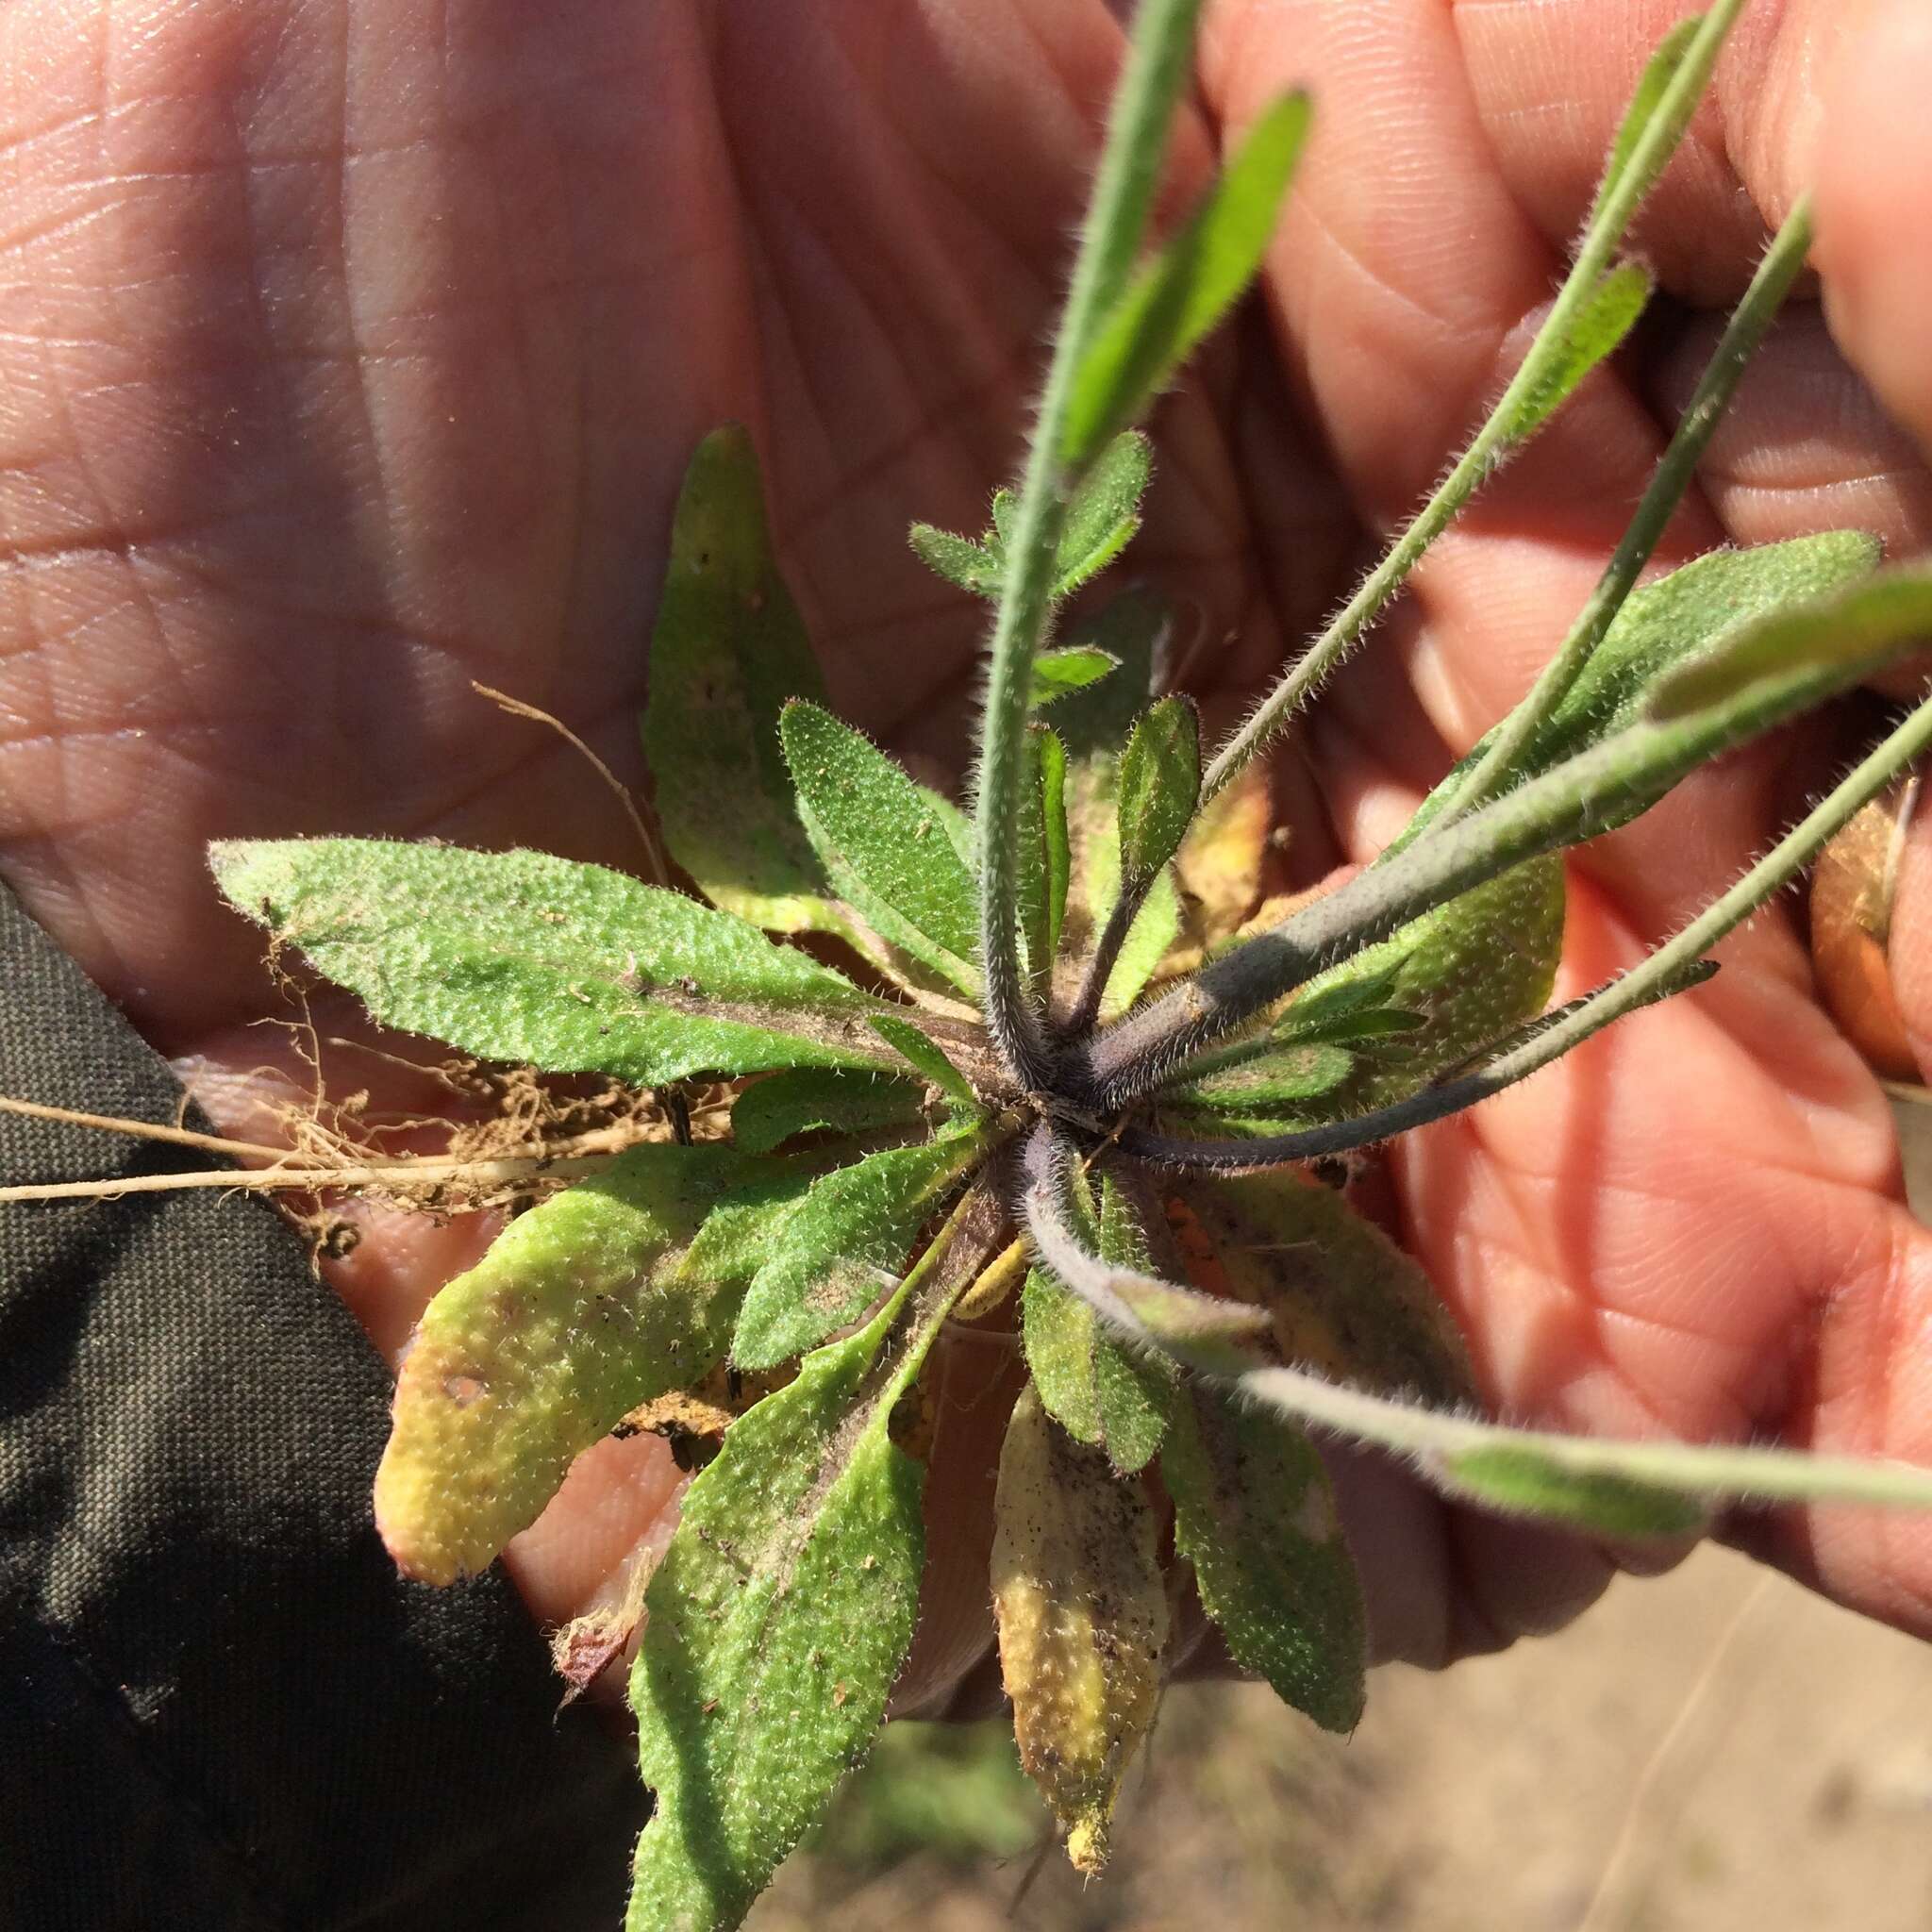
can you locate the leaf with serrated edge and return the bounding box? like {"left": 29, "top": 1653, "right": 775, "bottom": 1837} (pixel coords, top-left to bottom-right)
{"left": 730, "top": 1067, "right": 926, "bottom": 1156}
{"left": 209, "top": 840, "right": 895, "bottom": 1086}
{"left": 627, "top": 1213, "right": 968, "bottom": 1932}
{"left": 1498, "top": 261, "right": 1652, "bottom": 443}
{"left": 1163, "top": 1379, "right": 1365, "bottom": 1733}
{"left": 1444, "top": 1446, "right": 1708, "bottom": 1537}
{"left": 992, "top": 1386, "right": 1167, "bottom": 1875}
{"left": 732, "top": 1125, "right": 993, "bottom": 1371}
{"left": 641, "top": 425, "right": 858, "bottom": 939}
{"left": 1169, "top": 1174, "right": 1476, "bottom": 1407}
{"left": 376, "top": 1143, "right": 773, "bottom": 1584}
{"left": 1117, "top": 695, "right": 1201, "bottom": 885}
{"left": 781, "top": 701, "right": 982, "bottom": 996}
{"left": 1062, "top": 91, "right": 1312, "bottom": 468}
{"left": 1022, "top": 1175, "right": 1172, "bottom": 1473}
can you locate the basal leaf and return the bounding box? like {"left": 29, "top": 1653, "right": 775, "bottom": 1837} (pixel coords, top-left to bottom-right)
{"left": 1161, "top": 1040, "right": 1357, "bottom": 1117}
{"left": 731, "top": 1067, "right": 927, "bottom": 1156}
{"left": 1053, "top": 429, "right": 1152, "bottom": 596}
{"left": 1163, "top": 1379, "right": 1365, "bottom": 1733}
{"left": 867, "top": 1012, "right": 979, "bottom": 1110}
{"left": 1168, "top": 1174, "right": 1476, "bottom": 1407}
{"left": 780, "top": 701, "right": 982, "bottom": 996}
{"left": 627, "top": 1230, "right": 963, "bottom": 1932}
{"left": 1062, "top": 90, "right": 1311, "bottom": 468}
{"left": 991, "top": 1386, "right": 1166, "bottom": 1875}
{"left": 1174, "top": 758, "right": 1271, "bottom": 952}
{"left": 908, "top": 522, "right": 1003, "bottom": 596}
{"left": 1497, "top": 260, "right": 1652, "bottom": 444}
{"left": 641, "top": 425, "right": 855, "bottom": 938}
{"left": 732, "top": 1125, "right": 993, "bottom": 1370}
{"left": 1029, "top": 644, "right": 1122, "bottom": 708}
{"left": 1063, "top": 751, "right": 1186, "bottom": 1020}
{"left": 209, "top": 840, "right": 895, "bottom": 1086}
{"left": 1652, "top": 555, "right": 1932, "bottom": 720}
{"left": 1021, "top": 1175, "right": 1172, "bottom": 1474}
{"left": 375, "top": 1143, "right": 771, "bottom": 1585}
{"left": 1117, "top": 694, "right": 1201, "bottom": 885}
{"left": 1443, "top": 1445, "right": 1708, "bottom": 1538}
{"left": 1418, "top": 533, "right": 1884, "bottom": 820}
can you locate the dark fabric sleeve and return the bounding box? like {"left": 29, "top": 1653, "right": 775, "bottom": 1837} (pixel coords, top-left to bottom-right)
{"left": 0, "top": 884, "right": 645, "bottom": 1932}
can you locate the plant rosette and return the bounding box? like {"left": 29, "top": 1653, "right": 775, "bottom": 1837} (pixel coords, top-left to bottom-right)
{"left": 166, "top": 3, "right": 1932, "bottom": 1927}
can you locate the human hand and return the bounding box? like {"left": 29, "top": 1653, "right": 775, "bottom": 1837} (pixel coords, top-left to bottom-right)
{"left": 2, "top": 0, "right": 1929, "bottom": 1716}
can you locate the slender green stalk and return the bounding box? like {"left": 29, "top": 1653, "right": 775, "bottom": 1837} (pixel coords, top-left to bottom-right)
{"left": 1239, "top": 1361, "right": 1932, "bottom": 1515}
{"left": 1121, "top": 690, "right": 1932, "bottom": 1168}
{"left": 1431, "top": 199, "right": 1815, "bottom": 825}
{"left": 1194, "top": 0, "right": 1747, "bottom": 810}
{"left": 976, "top": 0, "right": 1204, "bottom": 1090}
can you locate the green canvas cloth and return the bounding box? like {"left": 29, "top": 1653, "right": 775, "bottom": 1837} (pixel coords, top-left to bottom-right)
{"left": 0, "top": 884, "right": 642, "bottom": 1930}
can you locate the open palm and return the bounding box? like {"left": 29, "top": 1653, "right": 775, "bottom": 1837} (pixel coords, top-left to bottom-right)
{"left": 4, "top": 0, "right": 1931, "bottom": 1710}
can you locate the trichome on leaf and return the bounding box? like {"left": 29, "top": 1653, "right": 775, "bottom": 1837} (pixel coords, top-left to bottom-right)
{"left": 205, "top": 1, "right": 1932, "bottom": 1925}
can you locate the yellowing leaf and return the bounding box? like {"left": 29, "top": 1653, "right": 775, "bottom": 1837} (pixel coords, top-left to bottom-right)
{"left": 991, "top": 1386, "right": 1167, "bottom": 1874}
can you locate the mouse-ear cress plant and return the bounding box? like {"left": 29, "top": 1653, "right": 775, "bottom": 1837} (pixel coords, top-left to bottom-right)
{"left": 210, "top": 2, "right": 1932, "bottom": 1924}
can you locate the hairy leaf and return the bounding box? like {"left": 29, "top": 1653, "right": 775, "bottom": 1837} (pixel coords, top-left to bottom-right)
{"left": 1053, "top": 430, "right": 1153, "bottom": 594}
{"left": 1497, "top": 261, "right": 1652, "bottom": 444}
{"left": 1022, "top": 1175, "right": 1172, "bottom": 1473}
{"left": 867, "top": 1013, "right": 980, "bottom": 1110}
{"left": 627, "top": 1233, "right": 963, "bottom": 1931}
{"left": 992, "top": 1387, "right": 1166, "bottom": 1875}
{"left": 1016, "top": 724, "right": 1071, "bottom": 997}
{"left": 1064, "top": 752, "right": 1186, "bottom": 1020}
{"left": 375, "top": 1143, "right": 771, "bottom": 1584}
{"left": 908, "top": 522, "right": 1003, "bottom": 596}
{"left": 1163, "top": 1381, "right": 1365, "bottom": 1732}
{"left": 1117, "top": 694, "right": 1201, "bottom": 885}
{"left": 1590, "top": 15, "right": 1704, "bottom": 226}
{"left": 732, "top": 1126, "right": 992, "bottom": 1370}
{"left": 1416, "top": 533, "right": 1885, "bottom": 822}
{"left": 1030, "top": 644, "right": 1122, "bottom": 708}
{"left": 731, "top": 1067, "right": 926, "bottom": 1156}
{"left": 209, "top": 840, "right": 893, "bottom": 1086}
{"left": 1653, "top": 555, "right": 1932, "bottom": 719}
{"left": 1167, "top": 1174, "right": 1476, "bottom": 1407}
{"left": 1063, "top": 90, "right": 1312, "bottom": 467}
{"left": 781, "top": 701, "right": 982, "bottom": 996}
{"left": 1173, "top": 758, "right": 1272, "bottom": 952}
{"left": 641, "top": 425, "right": 856, "bottom": 938}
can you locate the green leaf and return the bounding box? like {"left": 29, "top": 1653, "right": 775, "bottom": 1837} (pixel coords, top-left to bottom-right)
{"left": 641, "top": 425, "right": 856, "bottom": 938}
{"left": 732, "top": 1126, "right": 992, "bottom": 1370}
{"left": 731, "top": 1067, "right": 926, "bottom": 1156}
{"left": 1063, "top": 745, "right": 1187, "bottom": 1020}
{"left": 1589, "top": 15, "right": 1705, "bottom": 230}
{"left": 991, "top": 1386, "right": 1166, "bottom": 1875}
{"left": 1443, "top": 1445, "right": 1708, "bottom": 1538}
{"left": 208, "top": 840, "right": 893, "bottom": 1086}
{"left": 1162, "top": 1041, "right": 1357, "bottom": 1117}
{"left": 1652, "top": 556, "right": 1932, "bottom": 720}
{"left": 908, "top": 522, "right": 1003, "bottom": 597}
{"left": 780, "top": 701, "right": 982, "bottom": 997}
{"left": 1062, "top": 90, "right": 1312, "bottom": 468}
{"left": 675, "top": 1166, "right": 823, "bottom": 1288}
{"left": 627, "top": 1228, "right": 964, "bottom": 1932}
{"left": 375, "top": 1143, "right": 770, "bottom": 1585}
{"left": 1170, "top": 1174, "right": 1476, "bottom": 1407}
{"left": 1021, "top": 1175, "right": 1172, "bottom": 1474}
{"left": 1414, "top": 534, "right": 1886, "bottom": 825}
{"left": 1163, "top": 1381, "right": 1365, "bottom": 1733}
{"left": 1497, "top": 260, "right": 1652, "bottom": 444}
{"left": 1016, "top": 724, "right": 1071, "bottom": 997}
{"left": 1117, "top": 694, "right": 1201, "bottom": 884}
{"left": 1029, "top": 644, "right": 1122, "bottom": 708}
{"left": 1053, "top": 430, "right": 1152, "bottom": 595}
{"left": 867, "top": 1012, "right": 979, "bottom": 1109}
